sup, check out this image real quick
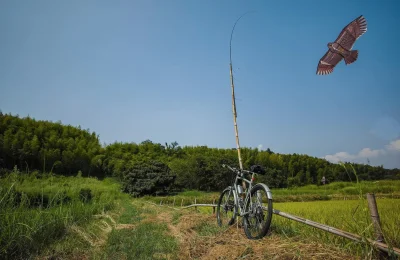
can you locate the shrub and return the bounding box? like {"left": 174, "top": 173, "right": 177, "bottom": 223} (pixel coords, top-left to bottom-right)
{"left": 122, "top": 160, "right": 176, "bottom": 197}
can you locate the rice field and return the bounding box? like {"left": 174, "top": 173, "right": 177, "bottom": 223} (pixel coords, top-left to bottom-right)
{"left": 146, "top": 180, "right": 400, "bottom": 258}
{"left": 272, "top": 198, "right": 400, "bottom": 257}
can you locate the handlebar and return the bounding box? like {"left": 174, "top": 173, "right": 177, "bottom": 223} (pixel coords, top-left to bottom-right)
{"left": 222, "top": 164, "right": 257, "bottom": 175}
{"left": 222, "top": 164, "right": 265, "bottom": 176}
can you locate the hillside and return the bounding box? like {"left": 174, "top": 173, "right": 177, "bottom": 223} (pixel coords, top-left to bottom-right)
{"left": 1, "top": 111, "right": 399, "bottom": 195}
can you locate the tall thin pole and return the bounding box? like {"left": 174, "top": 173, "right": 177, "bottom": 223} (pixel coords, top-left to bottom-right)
{"left": 229, "top": 12, "right": 252, "bottom": 171}
{"left": 229, "top": 63, "right": 243, "bottom": 170}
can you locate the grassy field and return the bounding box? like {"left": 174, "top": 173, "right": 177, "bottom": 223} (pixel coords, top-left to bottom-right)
{"left": 0, "top": 169, "right": 180, "bottom": 259}
{"left": 272, "top": 199, "right": 400, "bottom": 258}
{"left": 142, "top": 180, "right": 400, "bottom": 205}
{"left": 0, "top": 168, "right": 123, "bottom": 259}
{"left": 2, "top": 169, "right": 399, "bottom": 259}
{"left": 140, "top": 180, "right": 400, "bottom": 259}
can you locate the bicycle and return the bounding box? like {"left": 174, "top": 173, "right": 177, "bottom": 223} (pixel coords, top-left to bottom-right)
{"left": 216, "top": 164, "right": 273, "bottom": 239}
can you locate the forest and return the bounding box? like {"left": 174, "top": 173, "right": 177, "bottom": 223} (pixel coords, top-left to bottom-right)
{"left": 1, "top": 111, "right": 399, "bottom": 196}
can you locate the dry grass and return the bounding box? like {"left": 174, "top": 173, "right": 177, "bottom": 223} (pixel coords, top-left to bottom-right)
{"left": 143, "top": 202, "right": 359, "bottom": 260}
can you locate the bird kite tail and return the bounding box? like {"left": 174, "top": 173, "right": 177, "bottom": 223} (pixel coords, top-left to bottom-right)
{"left": 345, "top": 50, "right": 358, "bottom": 65}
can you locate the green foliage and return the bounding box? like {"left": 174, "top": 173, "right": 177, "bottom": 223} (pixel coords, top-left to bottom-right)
{"left": 1, "top": 112, "right": 399, "bottom": 195}
{"left": 0, "top": 169, "right": 122, "bottom": 259}
{"left": 122, "top": 160, "right": 176, "bottom": 197}
{"left": 0, "top": 113, "right": 104, "bottom": 177}
{"left": 79, "top": 188, "right": 92, "bottom": 203}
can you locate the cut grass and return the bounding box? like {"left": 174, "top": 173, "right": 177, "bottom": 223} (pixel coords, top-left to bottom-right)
{"left": 100, "top": 199, "right": 178, "bottom": 260}
{"left": 194, "top": 220, "right": 224, "bottom": 237}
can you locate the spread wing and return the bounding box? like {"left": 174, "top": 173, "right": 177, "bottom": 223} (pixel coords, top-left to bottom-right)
{"left": 316, "top": 50, "right": 343, "bottom": 75}
{"left": 335, "top": 15, "right": 367, "bottom": 50}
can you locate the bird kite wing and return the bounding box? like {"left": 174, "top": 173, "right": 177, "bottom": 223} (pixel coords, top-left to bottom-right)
{"left": 334, "top": 15, "right": 367, "bottom": 50}
{"left": 316, "top": 50, "right": 344, "bottom": 75}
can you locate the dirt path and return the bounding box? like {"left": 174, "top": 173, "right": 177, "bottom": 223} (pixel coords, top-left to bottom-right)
{"left": 144, "top": 203, "right": 359, "bottom": 260}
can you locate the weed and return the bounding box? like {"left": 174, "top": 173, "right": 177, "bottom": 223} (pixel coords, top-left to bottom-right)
{"left": 0, "top": 169, "right": 122, "bottom": 259}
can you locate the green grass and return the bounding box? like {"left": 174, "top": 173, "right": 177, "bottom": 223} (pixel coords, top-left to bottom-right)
{"left": 273, "top": 180, "right": 400, "bottom": 198}
{"left": 100, "top": 198, "right": 178, "bottom": 260}
{"left": 117, "top": 199, "right": 142, "bottom": 224}
{"left": 141, "top": 190, "right": 220, "bottom": 206}
{"left": 142, "top": 180, "right": 400, "bottom": 206}
{"left": 272, "top": 199, "right": 400, "bottom": 258}
{"left": 143, "top": 179, "right": 400, "bottom": 258}
{"left": 103, "top": 222, "right": 177, "bottom": 260}
{"left": 0, "top": 168, "right": 123, "bottom": 259}
{"left": 2, "top": 166, "right": 399, "bottom": 259}
{"left": 194, "top": 220, "right": 224, "bottom": 237}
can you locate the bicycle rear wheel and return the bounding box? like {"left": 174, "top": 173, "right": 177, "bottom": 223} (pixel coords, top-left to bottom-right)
{"left": 243, "top": 183, "right": 273, "bottom": 239}
{"left": 216, "top": 187, "right": 237, "bottom": 227}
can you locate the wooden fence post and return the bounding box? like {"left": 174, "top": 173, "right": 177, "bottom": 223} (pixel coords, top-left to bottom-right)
{"left": 181, "top": 199, "right": 183, "bottom": 207}
{"left": 366, "top": 193, "right": 385, "bottom": 242}
{"left": 173, "top": 198, "right": 176, "bottom": 207}
{"left": 195, "top": 198, "right": 197, "bottom": 212}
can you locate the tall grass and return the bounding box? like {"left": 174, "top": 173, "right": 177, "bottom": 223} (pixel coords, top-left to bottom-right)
{"left": 272, "top": 199, "right": 400, "bottom": 257}
{"left": 0, "top": 168, "right": 122, "bottom": 259}
{"left": 272, "top": 164, "right": 400, "bottom": 258}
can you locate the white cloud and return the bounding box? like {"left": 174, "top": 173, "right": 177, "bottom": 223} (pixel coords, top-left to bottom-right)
{"left": 324, "top": 139, "right": 400, "bottom": 167}
{"left": 257, "top": 144, "right": 263, "bottom": 150}
{"left": 358, "top": 148, "right": 385, "bottom": 158}
{"left": 386, "top": 139, "right": 400, "bottom": 151}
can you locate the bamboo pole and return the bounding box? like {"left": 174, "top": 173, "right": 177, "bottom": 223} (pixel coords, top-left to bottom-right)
{"left": 229, "top": 62, "right": 243, "bottom": 171}
{"left": 367, "top": 193, "right": 385, "bottom": 242}
{"left": 180, "top": 204, "right": 216, "bottom": 209}
{"left": 229, "top": 13, "right": 254, "bottom": 201}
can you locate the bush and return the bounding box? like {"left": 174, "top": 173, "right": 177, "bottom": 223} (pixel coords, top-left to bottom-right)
{"left": 122, "top": 160, "right": 176, "bottom": 197}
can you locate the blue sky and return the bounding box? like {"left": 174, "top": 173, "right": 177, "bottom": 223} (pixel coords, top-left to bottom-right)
{"left": 1, "top": 0, "right": 399, "bottom": 169}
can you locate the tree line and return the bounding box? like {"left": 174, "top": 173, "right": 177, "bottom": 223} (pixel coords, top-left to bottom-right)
{"left": 1, "top": 112, "right": 399, "bottom": 196}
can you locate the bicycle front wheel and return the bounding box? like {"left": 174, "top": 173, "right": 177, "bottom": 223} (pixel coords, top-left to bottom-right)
{"left": 216, "top": 187, "right": 237, "bottom": 227}
{"left": 243, "top": 183, "right": 273, "bottom": 239}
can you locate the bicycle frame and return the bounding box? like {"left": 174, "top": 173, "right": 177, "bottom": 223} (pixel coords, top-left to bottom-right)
{"left": 222, "top": 164, "right": 272, "bottom": 217}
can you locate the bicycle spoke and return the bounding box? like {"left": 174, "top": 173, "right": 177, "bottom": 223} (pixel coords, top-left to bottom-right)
{"left": 243, "top": 184, "right": 273, "bottom": 239}
{"left": 217, "top": 188, "right": 237, "bottom": 227}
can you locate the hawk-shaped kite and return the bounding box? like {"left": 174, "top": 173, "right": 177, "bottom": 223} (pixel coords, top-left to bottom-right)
{"left": 316, "top": 15, "right": 367, "bottom": 75}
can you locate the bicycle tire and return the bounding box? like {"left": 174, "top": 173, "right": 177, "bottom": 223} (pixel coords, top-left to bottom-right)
{"left": 216, "top": 186, "right": 237, "bottom": 227}
{"left": 243, "top": 183, "right": 273, "bottom": 239}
